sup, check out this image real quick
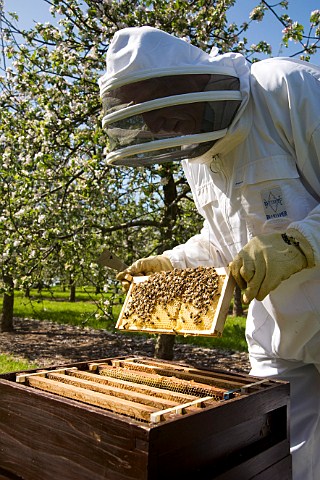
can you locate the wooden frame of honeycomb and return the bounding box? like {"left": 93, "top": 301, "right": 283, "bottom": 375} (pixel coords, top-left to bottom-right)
{"left": 116, "top": 267, "right": 236, "bottom": 336}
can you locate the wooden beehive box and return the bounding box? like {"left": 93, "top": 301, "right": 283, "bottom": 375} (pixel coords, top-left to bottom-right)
{"left": 0, "top": 356, "right": 291, "bottom": 480}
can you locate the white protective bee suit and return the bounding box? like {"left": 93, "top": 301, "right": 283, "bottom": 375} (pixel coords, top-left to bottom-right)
{"left": 100, "top": 27, "right": 320, "bottom": 480}
{"left": 165, "top": 56, "right": 320, "bottom": 480}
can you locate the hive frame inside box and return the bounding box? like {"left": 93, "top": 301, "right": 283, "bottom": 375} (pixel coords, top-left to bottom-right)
{"left": 116, "top": 267, "right": 236, "bottom": 336}
{"left": 0, "top": 356, "right": 291, "bottom": 480}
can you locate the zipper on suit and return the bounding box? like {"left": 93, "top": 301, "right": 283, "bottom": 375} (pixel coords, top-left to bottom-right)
{"left": 210, "top": 154, "right": 234, "bottom": 236}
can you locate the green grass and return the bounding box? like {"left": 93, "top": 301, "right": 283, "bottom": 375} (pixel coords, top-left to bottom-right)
{"left": 176, "top": 316, "right": 247, "bottom": 351}
{"left": 2, "top": 287, "right": 123, "bottom": 330}
{"left": 14, "top": 286, "right": 104, "bottom": 302}
{"left": 12, "top": 297, "right": 111, "bottom": 329}
{"left": 0, "top": 354, "right": 38, "bottom": 374}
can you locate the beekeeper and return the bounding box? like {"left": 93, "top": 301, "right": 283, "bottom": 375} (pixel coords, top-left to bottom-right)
{"left": 99, "top": 26, "right": 320, "bottom": 480}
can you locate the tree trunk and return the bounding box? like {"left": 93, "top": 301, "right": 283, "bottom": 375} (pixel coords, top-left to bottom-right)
{"left": 154, "top": 166, "right": 180, "bottom": 360}
{"left": 232, "top": 284, "right": 244, "bottom": 317}
{"left": 0, "top": 275, "right": 14, "bottom": 332}
{"left": 154, "top": 334, "right": 175, "bottom": 360}
{"left": 69, "top": 282, "right": 76, "bottom": 302}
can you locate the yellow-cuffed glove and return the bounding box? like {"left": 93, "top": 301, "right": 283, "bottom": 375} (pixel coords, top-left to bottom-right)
{"left": 229, "top": 229, "right": 315, "bottom": 304}
{"left": 116, "top": 255, "right": 174, "bottom": 292}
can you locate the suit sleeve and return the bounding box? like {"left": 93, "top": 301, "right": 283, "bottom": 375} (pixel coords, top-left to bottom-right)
{"left": 163, "top": 220, "right": 228, "bottom": 269}
{"left": 252, "top": 58, "right": 320, "bottom": 264}
{"left": 288, "top": 125, "right": 320, "bottom": 264}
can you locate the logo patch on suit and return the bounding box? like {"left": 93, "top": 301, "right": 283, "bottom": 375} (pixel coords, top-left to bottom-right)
{"left": 261, "top": 186, "right": 288, "bottom": 220}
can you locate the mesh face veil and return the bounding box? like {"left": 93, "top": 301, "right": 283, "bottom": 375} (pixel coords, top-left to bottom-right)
{"left": 99, "top": 27, "right": 244, "bottom": 167}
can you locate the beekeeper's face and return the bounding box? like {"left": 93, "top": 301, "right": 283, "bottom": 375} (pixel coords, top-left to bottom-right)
{"left": 116, "top": 74, "right": 210, "bottom": 135}
{"left": 101, "top": 70, "right": 241, "bottom": 166}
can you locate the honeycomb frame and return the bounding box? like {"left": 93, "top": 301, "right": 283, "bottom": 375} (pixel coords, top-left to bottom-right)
{"left": 116, "top": 267, "right": 235, "bottom": 337}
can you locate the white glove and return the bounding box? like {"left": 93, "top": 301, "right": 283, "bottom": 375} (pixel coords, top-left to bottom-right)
{"left": 116, "top": 255, "right": 173, "bottom": 292}
{"left": 229, "top": 229, "right": 314, "bottom": 303}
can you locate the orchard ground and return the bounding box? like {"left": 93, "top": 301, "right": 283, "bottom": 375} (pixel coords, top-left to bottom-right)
{"left": 0, "top": 287, "right": 249, "bottom": 373}
{"left": 0, "top": 317, "right": 250, "bottom": 374}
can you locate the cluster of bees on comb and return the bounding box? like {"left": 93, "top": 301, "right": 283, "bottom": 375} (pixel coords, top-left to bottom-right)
{"left": 121, "top": 266, "right": 221, "bottom": 331}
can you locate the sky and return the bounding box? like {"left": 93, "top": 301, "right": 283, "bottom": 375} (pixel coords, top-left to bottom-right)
{"left": 3, "top": 0, "right": 320, "bottom": 63}
{"left": 229, "top": 0, "right": 320, "bottom": 61}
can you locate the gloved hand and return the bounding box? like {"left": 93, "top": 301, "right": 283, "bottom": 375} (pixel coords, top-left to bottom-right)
{"left": 229, "top": 229, "right": 314, "bottom": 304}
{"left": 116, "top": 255, "right": 174, "bottom": 292}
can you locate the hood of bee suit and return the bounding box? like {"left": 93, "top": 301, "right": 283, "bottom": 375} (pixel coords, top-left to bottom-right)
{"left": 99, "top": 26, "right": 251, "bottom": 167}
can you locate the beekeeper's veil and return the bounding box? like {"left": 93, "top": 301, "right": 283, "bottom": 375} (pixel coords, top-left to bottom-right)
{"left": 99, "top": 26, "right": 250, "bottom": 166}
